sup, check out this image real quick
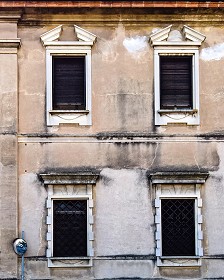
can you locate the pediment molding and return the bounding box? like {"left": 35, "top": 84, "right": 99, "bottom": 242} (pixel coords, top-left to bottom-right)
{"left": 149, "top": 25, "right": 206, "bottom": 46}
{"left": 40, "top": 24, "right": 96, "bottom": 46}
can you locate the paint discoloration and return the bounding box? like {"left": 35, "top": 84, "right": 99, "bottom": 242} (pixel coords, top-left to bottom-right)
{"left": 200, "top": 43, "right": 224, "bottom": 61}
{"left": 123, "top": 36, "right": 148, "bottom": 53}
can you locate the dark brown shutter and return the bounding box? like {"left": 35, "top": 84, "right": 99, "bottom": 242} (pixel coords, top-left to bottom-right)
{"left": 160, "top": 56, "right": 192, "bottom": 109}
{"left": 52, "top": 56, "right": 85, "bottom": 110}
{"left": 53, "top": 200, "right": 87, "bottom": 257}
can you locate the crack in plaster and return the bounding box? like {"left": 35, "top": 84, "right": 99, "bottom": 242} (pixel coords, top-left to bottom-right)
{"left": 37, "top": 210, "right": 44, "bottom": 256}
{"left": 194, "top": 153, "right": 201, "bottom": 171}
{"left": 149, "top": 143, "right": 159, "bottom": 168}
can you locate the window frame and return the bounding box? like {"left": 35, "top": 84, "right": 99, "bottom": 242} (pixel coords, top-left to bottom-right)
{"left": 161, "top": 198, "right": 196, "bottom": 257}
{"left": 40, "top": 25, "right": 96, "bottom": 126}
{"left": 159, "top": 55, "right": 193, "bottom": 110}
{"left": 40, "top": 172, "right": 99, "bottom": 268}
{"left": 150, "top": 25, "right": 205, "bottom": 126}
{"left": 52, "top": 55, "right": 86, "bottom": 111}
{"left": 149, "top": 172, "right": 208, "bottom": 267}
{"left": 154, "top": 47, "right": 200, "bottom": 125}
{"left": 52, "top": 198, "right": 89, "bottom": 258}
{"left": 46, "top": 47, "right": 92, "bottom": 126}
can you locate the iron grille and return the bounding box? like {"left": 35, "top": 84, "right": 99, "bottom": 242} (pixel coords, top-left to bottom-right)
{"left": 161, "top": 199, "right": 195, "bottom": 256}
{"left": 53, "top": 200, "right": 87, "bottom": 257}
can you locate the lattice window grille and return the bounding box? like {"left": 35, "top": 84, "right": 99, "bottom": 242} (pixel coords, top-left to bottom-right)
{"left": 46, "top": 184, "right": 94, "bottom": 267}
{"left": 154, "top": 183, "right": 203, "bottom": 266}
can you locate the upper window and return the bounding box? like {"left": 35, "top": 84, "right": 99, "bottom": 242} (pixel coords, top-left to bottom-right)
{"left": 150, "top": 25, "right": 206, "bottom": 126}
{"left": 40, "top": 25, "right": 96, "bottom": 126}
{"left": 149, "top": 171, "right": 208, "bottom": 267}
{"left": 52, "top": 56, "right": 86, "bottom": 111}
{"left": 160, "top": 56, "right": 192, "bottom": 110}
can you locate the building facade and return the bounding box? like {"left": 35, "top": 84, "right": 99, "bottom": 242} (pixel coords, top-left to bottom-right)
{"left": 0, "top": 1, "right": 224, "bottom": 279}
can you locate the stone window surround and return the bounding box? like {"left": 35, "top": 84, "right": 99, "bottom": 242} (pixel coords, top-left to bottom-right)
{"left": 149, "top": 171, "right": 208, "bottom": 267}
{"left": 40, "top": 172, "right": 99, "bottom": 268}
{"left": 40, "top": 25, "right": 97, "bottom": 126}
{"left": 150, "top": 25, "right": 206, "bottom": 126}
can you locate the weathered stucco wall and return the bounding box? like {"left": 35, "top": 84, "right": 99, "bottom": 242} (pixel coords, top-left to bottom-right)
{"left": 0, "top": 20, "right": 19, "bottom": 278}
{"left": 17, "top": 22, "right": 224, "bottom": 135}
{"left": 0, "top": 6, "right": 223, "bottom": 280}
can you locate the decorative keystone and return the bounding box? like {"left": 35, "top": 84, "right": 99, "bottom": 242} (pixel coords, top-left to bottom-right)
{"left": 74, "top": 25, "right": 97, "bottom": 43}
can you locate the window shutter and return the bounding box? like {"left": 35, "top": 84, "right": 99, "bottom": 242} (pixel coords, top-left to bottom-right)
{"left": 160, "top": 56, "right": 192, "bottom": 109}
{"left": 53, "top": 56, "right": 85, "bottom": 110}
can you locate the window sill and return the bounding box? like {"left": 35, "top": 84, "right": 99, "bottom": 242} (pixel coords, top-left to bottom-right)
{"left": 157, "top": 256, "right": 201, "bottom": 267}
{"left": 160, "top": 256, "right": 200, "bottom": 259}
{"left": 48, "top": 257, "right": 92, "bottom": 268}
{"left": 47, "top": 110, "right": 91, "bottom": 126}
{"left": 49, "top": 110, "right": 89, "bottom": 114}
{"left": 155, "top": 109, "right": 199, "bottom": 125}
{"left": 158, "top": 109, "right": 198, "bottom": 115}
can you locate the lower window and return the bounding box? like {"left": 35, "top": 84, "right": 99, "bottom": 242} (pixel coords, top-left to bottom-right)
{"left": 149, "top": 172, "right": 208, "bottom": 267}
{"left": 161, "top": 199, "right": 195, "bottom": 257}
{"left": 53, "top": 200, "right": 87, "bottom": 257}
{"left": 40, "top": 173, "right": 99, "bottom": 268}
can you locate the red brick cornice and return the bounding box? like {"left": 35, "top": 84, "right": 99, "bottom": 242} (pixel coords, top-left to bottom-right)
{"left": 0, "top": 1, "right": 223, "bottom": 8}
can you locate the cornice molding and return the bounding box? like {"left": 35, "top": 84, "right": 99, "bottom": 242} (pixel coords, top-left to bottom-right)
{"left": 149, "top": 172, "right": 209, "bottom": 184}
{"left": 0, "top": 12, "right": 22, "bottom": 22}
{"left": 39, "top": 172, "right": 99, "bottom": 185}
{"left": 0, "top": 1, "right": 223, "bottom": 9}
{"left": 0, "top": 39, "right": 21, "bottom": 48}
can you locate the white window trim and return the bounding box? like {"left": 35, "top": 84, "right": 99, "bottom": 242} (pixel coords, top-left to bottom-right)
{"left": 40, "top": 172, "right": 99, "bottom": 268}
{"left": 149, "top": 172, "right": 208, "bottom": 267}
{"left": 40, "top": 25, "right": 96, "bottom": 126}
{"left": 150, "top": 25, "right": 206, "bottom": 126}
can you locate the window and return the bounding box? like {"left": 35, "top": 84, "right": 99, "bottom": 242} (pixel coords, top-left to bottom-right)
{"left": 40, "top": 172, "right": 99, "bottom": 268}
{"left": 161, "top": 198, "right": 195, "bottom": 257}
{"left": 149, "top": 172, "right": 208, "bottom": 267}
{"left": 40, "top": 25, "right": 96, "bottom": 126}
{"left": 150, "top": 25, "right": 206, "bottom": 125}
{"left": 53, "top": 199, "right": 87, "bottom": 257}
{"left": 52, "top": 56, "right": 86, "bottom": 111}
{"left": 160, "top": 56, "right": 192, "bottom": 110}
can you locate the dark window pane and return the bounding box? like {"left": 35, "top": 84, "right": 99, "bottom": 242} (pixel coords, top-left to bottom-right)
{"left": 161, "top": 199, "right": 195, "bottom": 256}
{"left": 53, "top": 56, "right": 85, "bottom": 110}
{"left": 53, "top": 200, "right": 87, "bottom": 257}
{"left": 160, "top": 56, "right": 192, "bottom": 109}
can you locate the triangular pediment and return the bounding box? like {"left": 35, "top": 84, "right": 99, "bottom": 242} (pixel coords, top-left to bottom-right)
{"left": 40, "top": 24, "right": 96, "bottom": 45}
{"left": 149, "top": 25, "right": 206, "bottom": 46}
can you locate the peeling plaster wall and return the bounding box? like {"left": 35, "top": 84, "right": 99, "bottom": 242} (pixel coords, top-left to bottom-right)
{"left": 0, "top": 20, "right": 18, "bottom": 278}
{"left": 19, "top": 173, "right": 47, "bottom": 257}
{"left": 10, "top": 8, "right": 224, "bottom": 280}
